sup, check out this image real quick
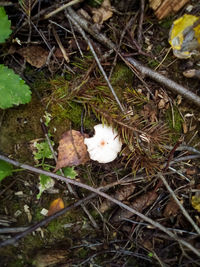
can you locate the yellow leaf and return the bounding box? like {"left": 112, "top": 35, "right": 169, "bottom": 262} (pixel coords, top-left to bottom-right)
{"left": 169, "top": 14, "right": 200, "bottom": 58}
{"left": 191, "top": 195, "right": 200, "bottom": 212}
{"left": 48, "top": 198, "right": 64, "bottom": 216}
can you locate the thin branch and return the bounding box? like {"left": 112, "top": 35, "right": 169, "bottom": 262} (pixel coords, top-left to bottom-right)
{"left": 40, "top": 119, "right": 98, "bottom": 229}
{"left": 52, "top": 26, "right": 70, "bottom": 63}
{"left": 124, "top": 56, "right": 200, "bottom": 108}
{"left": 158, "top": 173, "right": 200, "bottom": 235}
{"left": 0, "top": 155, "right": 200, "bottom": 256}
{"left": 67, "top": 7, "right": 200, "bottom": 108}
{"left": 44, "top": 0, "right": 83, "bottom": 19}
{"left": 164, "top": 145, "right": 200, "bottom": 155}
{"left": 0, "top": 193, "right": 95, "bottom": 247}
{"left": 67, "top": 7, "right": 116, "bottom": 49}
{"left": 68, "top": 18, "right": 84, "bottom": 58}
{"left": 137, "top": 0, "right": 145, "bottom": 45}
{"left": 66, "top": 11, "right": 125, "bottom": 113}
{"left": 170, "top": 154, "right": 200, "bottom": 164}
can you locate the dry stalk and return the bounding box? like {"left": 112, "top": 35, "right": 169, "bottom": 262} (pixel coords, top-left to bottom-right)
{"left": 158, "top": 173, "right": 200, "bottom": 235}
{"left": 0, "top": 155, "right": 200, "bottom": 257}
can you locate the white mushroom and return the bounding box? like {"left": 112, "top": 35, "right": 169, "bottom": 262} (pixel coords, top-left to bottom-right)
{"left": 84, "top": 124, "right": 122, "bottom": 163}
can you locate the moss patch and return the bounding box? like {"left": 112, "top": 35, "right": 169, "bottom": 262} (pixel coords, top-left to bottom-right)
{"left": 165, "top": 106, "right": 183, "bottom": 141}
{"left": 111, "top": 63, "right": 134, "bottom": 88}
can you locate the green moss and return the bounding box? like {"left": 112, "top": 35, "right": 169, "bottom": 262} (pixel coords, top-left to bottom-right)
{"left": 159, "top": 17, "right": 173, "bottom": 29}
{"left": 154, "top": 44, "right": 163, "bottom": 53}
{"left": 85, "top": 0, "right": 103, "bottom": 8}
{"left": 0, "top": 94, "right": 45, "bottom": 159}
{"left": 111, "top": 63, "right": 134, "bottom": 88}
{"left": 8, "top": 258, "right": 24, "bottom": 267}
{"left": 147, "top": 59, "right": 159, "bottom": 68}
{"left": 33, "top": 207, "right": 44, "bottom": 221}
{"left": 165, "top": 107, "right": 183, "bottom": 141}
{"left": 46, "top": 206, "right": 83, "bottom": 241}
{"left": 47, "top": 219, "right": 66, "bottom": 240}
{"left": 76, "top": 247, "right": 88, "bottom": 258}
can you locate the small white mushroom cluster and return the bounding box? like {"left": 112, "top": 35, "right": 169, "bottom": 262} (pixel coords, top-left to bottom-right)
{"left": 84, "top": 124, "right": 122, "bottom": 163}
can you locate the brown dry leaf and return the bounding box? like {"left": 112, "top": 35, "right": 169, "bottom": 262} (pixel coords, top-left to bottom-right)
{"left": 156, "top": 91, "right": 169, "bottom": 110}
{"left": 55, "top": 130, "right": 89, "bottom": 171}
{"left": 92, "top": 0, "right": 113, "bottom": 24}
{"left": 141, "top": 102, "right": 158, "bottom": 123}
{"left": 34, "top": 249, "right": 68, "bottom": 267}
{"left": 182, "top": 121, "right": 188, "bottom": 134}
{"left": 149, "top": 0, "right": 190, "bottom": 20}
{"left": 47, "top": 198, "right": 64, "bottom": 217}
{"left": 112, "top": 190, "right": 158, "bottom": 222}
{"left": 163, "top": 198, "right": 180, "bottom": 217}
{"left": 18, "top": 46, "right": 48, "bottom": 68}
{"left": 186, "top": 167, "right": 199, "bottom": 176}
{"left": 100, "top": 184, "right": 136, "bottom": 213}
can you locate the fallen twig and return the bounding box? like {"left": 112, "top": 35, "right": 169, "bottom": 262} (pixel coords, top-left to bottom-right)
{"left": 44, "top": 0, "right": 83, "bottom": 19}
{"left": 137, "top": 0, "right": 145, "bottom": 45}
{"left": 67, "top": 7, "right": 200, "bottom": 108}
{"left": 158, "top": 173, "right": 200, "bottom": 235}
{"left": 52, "top": 26, "right": 70, "bottom": 63}
{"left": 40, "top": 119, "right": 98, "bottom": 229}
{"left": 0, "top": 193, "right": 95, "bottom": 247}
{"left": 0, "top": 155, "right": 200, "bottom": 257}
{"left": 66, "top": 11, "right": 125, "bottom": 113}
{"left": 124, "top": 56, "right": 200, "bottom": 108}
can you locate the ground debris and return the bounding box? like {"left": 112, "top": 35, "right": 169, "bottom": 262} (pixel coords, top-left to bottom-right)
{"left": 33, "top": 249, "right": 69, "bottom": 267}
{"left": 18, "top": 46, "right": 48, "bottom": 68}
{"left": 149, "top": 0, "right": 190, "bottom": 19}
{"left": 112, "top": 190, "right": 158, "bottom": 222}
{"left": 163, "top": 197, "right": 180, "bottom": 217}
{"left": 99, "top": 184, "right": 136, "bottom": 213}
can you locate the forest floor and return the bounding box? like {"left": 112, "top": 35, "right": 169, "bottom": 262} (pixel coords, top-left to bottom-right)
{"left": 0, "top": 0, "right": 200, "bottom": 266}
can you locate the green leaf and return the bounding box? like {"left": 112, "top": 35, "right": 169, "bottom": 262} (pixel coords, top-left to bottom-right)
{"left": 62, "top": 166, "right": 78, "bottom": 179}
{"left": 37, "top": 173, "right": 55, "bottom": 199}
{"left": 33, "top": 140, "right": 54, "bottom": 161}
{"left": 37, "top": 165, "right": 55, "bottom": 199}
{"left": 0, "top": 65, "right": 31, "bottom": 109}
{"left": 0, "top": 160, "right": 13, "bottom": 181}
{"left": 0, "top": 7, "right": 12, "bottom": 43}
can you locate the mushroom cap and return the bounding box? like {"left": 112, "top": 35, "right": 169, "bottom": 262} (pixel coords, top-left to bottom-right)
{"left": 84, "top": 124, "right": 122, "bottom": 163}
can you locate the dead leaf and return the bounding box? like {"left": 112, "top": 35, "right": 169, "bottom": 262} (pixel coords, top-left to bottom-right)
{"left": 191, "top": 188, "right": 200, "bottom": 213}
{"left": 163, "top": 198, "right": 179, "bottom": 217}
{"left": 34, "top": 249, "right": 68, "bottom": 267}
{"left": 100, "top": 184, "right": 136, "bottom": 213}
{"left": 149, "top": 0, "right": 190, "bottom": 20}
{"left": 186, "top": 167, "right": 199, "bottom": 176}
{"left": 112, "top": 190, "right": 158, "bottom": 222}
{"left": 48, "top": 198, "right": 64, "bottom": 216}
{"left": 55, "top": 130, "right": 89, "bottom": 171}
{"left": 141, "top": 102, "right": 158, "bottom": 123}
{"left": 192, "top": 196, "right": 200, "bottom": 212}
{"left": 92, "top": 0, "right": 113, "bottom": 24}
{"left": 18, "top": 46, "right": 48, "bottom": 68}
{"left": 182, "top": 122, "right": 188, "bottom": 134}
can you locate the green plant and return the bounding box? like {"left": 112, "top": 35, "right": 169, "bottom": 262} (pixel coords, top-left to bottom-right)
{"left": 33, "top": 113, "right": 78, "bottom": 199}
{"left": 0, "top": 160, "right": 13, "bottom": 181}
{"left": 0, "top": 6, "right": 12, "bottom": 43}
{"left": 0, "top": 65, "right": 32, "bottom": 109}
{"left": 0, "top": 7, "right": 31, "bottom": 109}
{"left": 34, "top": 139, "right": 78, "bottom": 198}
